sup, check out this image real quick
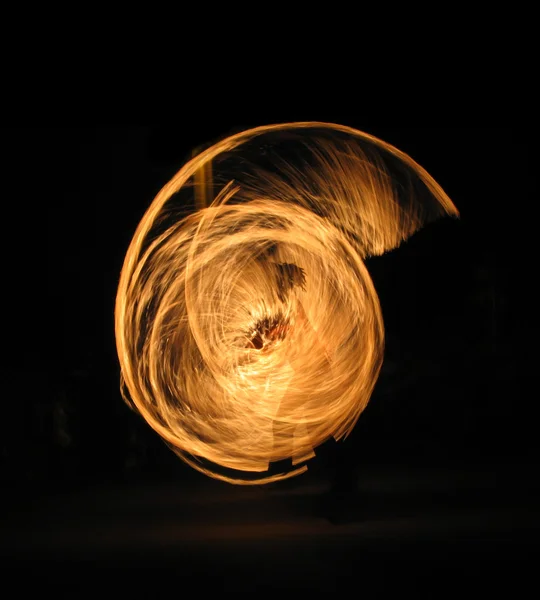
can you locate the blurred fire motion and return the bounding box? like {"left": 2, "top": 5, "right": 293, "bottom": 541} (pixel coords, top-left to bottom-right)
{"left": 115, "top": 123, "right": 458, "bottom": 484}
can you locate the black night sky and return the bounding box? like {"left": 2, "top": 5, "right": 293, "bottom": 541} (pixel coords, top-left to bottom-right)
{"left": 1, "top": 124, "right": 534, "bottom": 594}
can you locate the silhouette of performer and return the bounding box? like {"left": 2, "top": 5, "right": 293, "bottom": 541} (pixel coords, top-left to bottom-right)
{"left": 244, "top": 251, "right": 333, "bottom": 481}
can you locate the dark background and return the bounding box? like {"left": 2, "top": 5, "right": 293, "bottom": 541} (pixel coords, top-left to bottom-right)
{"left": 1, "top": 123, "right": 534, "bottom": 594}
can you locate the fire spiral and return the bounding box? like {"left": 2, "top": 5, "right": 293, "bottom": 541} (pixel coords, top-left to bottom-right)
{"left": 115, "top": 123, "right": 458, "bottom": 484}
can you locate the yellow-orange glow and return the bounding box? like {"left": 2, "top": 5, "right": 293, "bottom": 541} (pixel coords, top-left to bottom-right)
{"left": 115, "top": 123, "right": 458, "bottom": 484}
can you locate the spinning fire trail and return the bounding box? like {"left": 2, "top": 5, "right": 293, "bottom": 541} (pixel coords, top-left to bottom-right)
{"left": 115, "top": 123, "right": 459, "bottom": 484}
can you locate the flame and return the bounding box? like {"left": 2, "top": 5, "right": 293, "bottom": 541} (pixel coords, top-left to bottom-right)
{"left": 115, "top": 123, "right": 458, "bottom": 484}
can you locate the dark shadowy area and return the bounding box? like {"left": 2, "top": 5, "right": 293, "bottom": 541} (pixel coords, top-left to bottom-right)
{"left": 1, "top": 123, "right": 534, "bottom": 595}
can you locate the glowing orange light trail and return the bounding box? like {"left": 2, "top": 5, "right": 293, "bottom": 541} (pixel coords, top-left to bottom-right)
{"left": 115, "top": 123, "right": 458, "bottom": 484}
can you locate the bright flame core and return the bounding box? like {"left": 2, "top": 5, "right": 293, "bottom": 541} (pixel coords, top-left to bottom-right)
{"left": 115, "top": 123, "right": 458, "bottom": 484}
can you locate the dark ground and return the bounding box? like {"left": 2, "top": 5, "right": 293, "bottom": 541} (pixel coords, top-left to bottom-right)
{"left": 1, "top": 124, "right": 534, "bottom": 595}
{"left": 1, "top": 458, "right": 538, "bottom": 595}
